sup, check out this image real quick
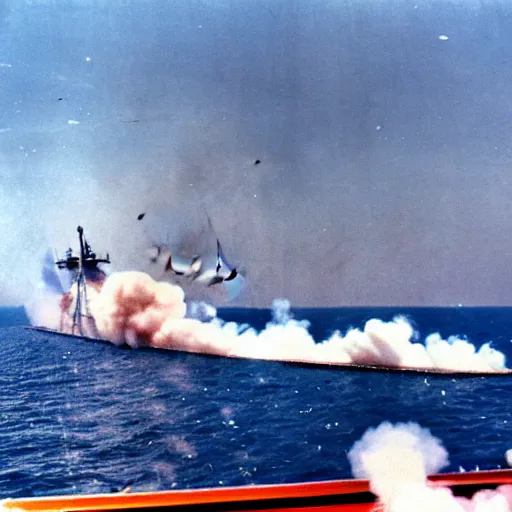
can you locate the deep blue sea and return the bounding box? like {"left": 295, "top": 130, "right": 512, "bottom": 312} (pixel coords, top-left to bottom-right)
{"left": 1, "top": 306, "right": 512, "bottom": 499}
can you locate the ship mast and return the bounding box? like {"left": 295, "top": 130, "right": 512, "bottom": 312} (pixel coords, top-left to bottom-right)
{"left": 73, "top": 226, "right": 86, "bottom": 335}
{"left": 56, "top": 226, "right": 110, "bottom": 337}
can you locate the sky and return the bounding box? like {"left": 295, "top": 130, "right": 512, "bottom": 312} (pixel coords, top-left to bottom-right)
{"left": 1, "top": 0, "right": 512, "bottom": 307}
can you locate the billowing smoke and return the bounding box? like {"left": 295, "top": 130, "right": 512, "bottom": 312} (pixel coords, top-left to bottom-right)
{"left": 348, "top": 422, "right": 449, "bottom": 507}
{"left": 348, "top": 422, "right": 512, "bottom": 512}
{"left": 271, "top": 299, "right": 303, "bottom": 325}
{"left": 89, "top": 271, "right": 187, "bottom": 348}
{"left": 28, "top": 269, "right": 507, "bottom": 373}
{"left": 324, "top": 318, "right": 506, "bottom": 372}
{"left": 24, "top": 250, "right": 64, "bottom": 330}
{"left": 186, "top": 301, "right": 217, "bottom": 322}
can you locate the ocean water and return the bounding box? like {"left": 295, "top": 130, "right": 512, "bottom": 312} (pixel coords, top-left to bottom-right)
{"left": 1, "top": 306, "right": 511, "bottom": 499}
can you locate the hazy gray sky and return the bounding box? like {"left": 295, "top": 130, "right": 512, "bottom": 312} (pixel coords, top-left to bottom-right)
{"left": 1, "top": 0, "right": 512, "bottom": 307}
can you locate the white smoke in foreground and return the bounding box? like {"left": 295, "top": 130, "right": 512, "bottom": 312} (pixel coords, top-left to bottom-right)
{"left": 348, "top": 422, "right": 512, "bottom": 512}
{"left": 27, "top": 270, "right": 508, "bottom": 373}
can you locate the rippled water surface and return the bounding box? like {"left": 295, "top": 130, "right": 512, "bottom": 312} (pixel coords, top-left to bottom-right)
{"left": 1, "top": 307, "right": 511, "bottom": 498}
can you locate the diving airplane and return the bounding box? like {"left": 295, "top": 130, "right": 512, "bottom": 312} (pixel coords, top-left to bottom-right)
{"left": 138, "top": 211, "right": 245, "bottom": 299}
{"left": 190, "top": 239, "right": 239, "bottom": 287}
{"left": 145, "top": 245, "right": 194, "bottom": 276}
{"left": 186, "top": 228, "right": 245, "bottom": 301}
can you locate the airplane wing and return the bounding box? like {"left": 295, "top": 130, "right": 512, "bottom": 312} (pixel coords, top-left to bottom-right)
{"left": 145, "top": 245, "right": 194, "bottom": 276}
{"left": 169, "top": 254, "right": 194, "bottom": 275}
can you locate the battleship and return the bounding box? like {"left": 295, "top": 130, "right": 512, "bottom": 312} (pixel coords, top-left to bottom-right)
{"left": 23, "top": 227, "right": 512, "bottom": 376}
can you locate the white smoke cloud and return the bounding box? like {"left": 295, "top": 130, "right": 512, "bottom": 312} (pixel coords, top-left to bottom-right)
{"left": 186, "top": 301, "right": 217, "bottom": 322}
{"left": 348, "top": 422, "right": 449, "bottom": 480}
{"left": 271, "top": 298, "right": 297, "bottom": 325}
{"left": 323, "top": 319, "right": 506, "bottom": 372}
{"left": 24, "top": 249, "right": 64, "bottom": 330}
{"left": 349, "top": 422, "right": 512, "bottom": 512}
{"left": 89, "top": 271, "right": 187, "bottom": 347}
{"left": 26, "top": 269, "right": 509, "bottom": 373}
{"left": 24, "top": 286, "right": 62, "bottom": 330}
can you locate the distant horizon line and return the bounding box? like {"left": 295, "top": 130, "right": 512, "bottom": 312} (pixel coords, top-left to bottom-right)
{"left": 4, "top": 304, "right": 512, "bottom": 311}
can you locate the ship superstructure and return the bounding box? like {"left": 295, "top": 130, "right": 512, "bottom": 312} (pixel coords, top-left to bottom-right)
{"left": 55, "top": 226, "right": 110, "bottom": 336}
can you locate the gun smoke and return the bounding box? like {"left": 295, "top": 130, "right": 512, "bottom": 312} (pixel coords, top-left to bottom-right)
{"left": 349, "top": 422, "right": 512, "bottom": 511}
{"left": 25, "top": 269, "right": 508, "bottom": 373}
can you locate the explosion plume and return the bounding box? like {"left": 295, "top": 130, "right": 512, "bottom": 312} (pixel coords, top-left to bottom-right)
{"left": 25, "top": 268, "right": 508, "bottom": 373}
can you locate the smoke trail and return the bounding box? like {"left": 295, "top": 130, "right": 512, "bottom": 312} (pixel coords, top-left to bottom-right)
{"left": 70, "top": 270, "right": 507, "bottom": 373}
{"left": 348, "top": 422, "right": 512, "bottom": 512}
